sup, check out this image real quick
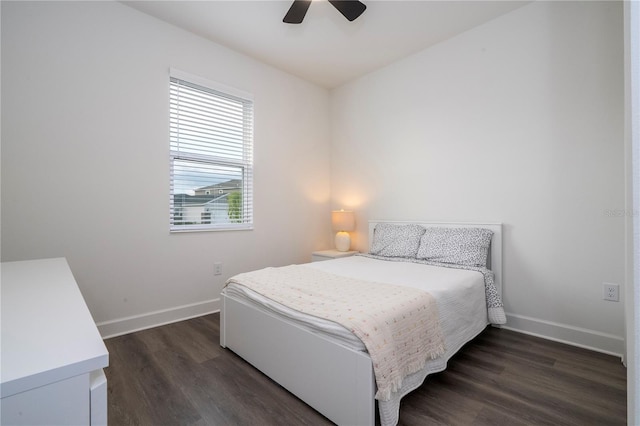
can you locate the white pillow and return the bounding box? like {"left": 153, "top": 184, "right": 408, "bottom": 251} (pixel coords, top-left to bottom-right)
{"left": 369, "top": 223, "right": 425, "bottom": 258}
{"left": 417, "top": 227, "right": 493, "bottom": 267}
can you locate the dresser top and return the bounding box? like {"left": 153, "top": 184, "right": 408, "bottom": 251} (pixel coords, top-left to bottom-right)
{"left": 1, "top": 258, "right": 109, "bottom": 398}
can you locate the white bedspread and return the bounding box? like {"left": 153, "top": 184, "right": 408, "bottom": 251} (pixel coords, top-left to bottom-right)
{"left": 223, "top": 256, "right": 488, "bottom": 425}
{"left": 226, "top": 264, "right": 445, "bottom": 401}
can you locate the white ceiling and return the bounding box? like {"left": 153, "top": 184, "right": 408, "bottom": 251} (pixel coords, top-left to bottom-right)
{"left": 123, "top": 0, "right": 531, "bottom": 88}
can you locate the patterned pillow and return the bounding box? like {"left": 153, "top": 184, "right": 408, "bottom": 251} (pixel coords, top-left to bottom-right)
{"left": 370, "top": 223, "right": 426, "bottom": 258}
{"left": 417, "top": 227, "right": 493, "bottom": 267}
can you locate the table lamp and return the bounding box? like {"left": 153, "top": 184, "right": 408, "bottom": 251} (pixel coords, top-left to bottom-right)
{"left": 331, "top": 210, "right": 355, "bottom": 252}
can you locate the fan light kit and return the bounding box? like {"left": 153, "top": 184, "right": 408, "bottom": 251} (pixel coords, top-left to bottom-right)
{"left": 284, "top": 0, "right": 367, "bottom": 24}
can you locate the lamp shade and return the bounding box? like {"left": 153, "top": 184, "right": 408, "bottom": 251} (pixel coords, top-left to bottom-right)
{"left": 331, "top": 210, "right": 355, "bottom": 232}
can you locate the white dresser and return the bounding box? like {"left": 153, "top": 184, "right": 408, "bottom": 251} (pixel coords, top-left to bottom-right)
{"left": 1, "top": 258, "right": 109, "bottom": 425}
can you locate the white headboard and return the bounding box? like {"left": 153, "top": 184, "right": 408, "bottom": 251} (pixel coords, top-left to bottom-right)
{"left": 368, "top": 221, "right": 503, "bottom": 299}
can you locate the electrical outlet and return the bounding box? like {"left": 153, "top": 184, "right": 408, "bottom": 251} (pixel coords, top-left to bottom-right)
{"left": 603, "top": 283, "right": 619, "bottom": 302}
{"left": 214, "top": 262, "right": 222, "bottom": 276}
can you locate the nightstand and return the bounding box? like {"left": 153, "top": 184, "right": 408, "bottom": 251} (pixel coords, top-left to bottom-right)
{"left": 311, "top": 249, "right": 358, "bottom": 262}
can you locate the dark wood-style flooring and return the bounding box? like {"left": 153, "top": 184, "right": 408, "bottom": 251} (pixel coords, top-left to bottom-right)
{"left": 105, "top": 313, "right": 626, "bottom": 425}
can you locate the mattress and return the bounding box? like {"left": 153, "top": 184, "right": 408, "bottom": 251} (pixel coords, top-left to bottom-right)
{"left": 224, "top": 255, "right": 487, "bottom": 350}
{"left": 222, "top": 255, "right": 489, "bottom": 425}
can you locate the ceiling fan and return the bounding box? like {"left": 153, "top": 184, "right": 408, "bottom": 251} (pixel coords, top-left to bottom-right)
{"left": 283, "top": 0, "right": 367, "bottom": 24}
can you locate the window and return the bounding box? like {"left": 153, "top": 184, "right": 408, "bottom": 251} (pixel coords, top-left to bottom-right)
{"left": 169, "top": 70, "right": 254, "bottom": 232}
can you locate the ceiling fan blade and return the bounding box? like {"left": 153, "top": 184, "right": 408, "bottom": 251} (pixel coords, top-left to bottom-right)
{"left": 328, "top": 0, "right": 366, "bottom": 22}
{"left": 283, "top": 0, "right": 312, "bottom": 24}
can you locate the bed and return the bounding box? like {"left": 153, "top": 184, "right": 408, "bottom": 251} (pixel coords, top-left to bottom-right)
{"left": 220, "top": 221, "right": 504, "bottom": 425}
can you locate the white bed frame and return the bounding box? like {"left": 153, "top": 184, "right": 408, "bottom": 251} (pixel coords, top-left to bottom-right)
{"left": 220, "top": 221, "right": 502, "bottom": 425}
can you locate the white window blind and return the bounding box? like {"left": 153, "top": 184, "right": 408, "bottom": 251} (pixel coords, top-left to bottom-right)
{"left": 169, "top": 71, "right": 254, "bottom": 232}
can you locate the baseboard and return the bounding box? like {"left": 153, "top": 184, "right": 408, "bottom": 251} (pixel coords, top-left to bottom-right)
{"left": 98, "top": 298, "right": 220, "bottom": 339}
{"left": 96, "top": 303, "right": 624, "bottom": 358}
{"left": 503, "top": 312, "right": 625, "bottom": 358}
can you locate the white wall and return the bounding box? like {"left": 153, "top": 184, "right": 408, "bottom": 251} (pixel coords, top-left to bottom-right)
{"left": 0, "top": 2, "right": 2, "bottom": 263}
{"left": 1, "top": 1, "right": 627, "bottom": 355}
{"left": 1, "top": 1, "right": 332, "bottom": 336}
{"left": 331, "top": 1, "right": 625, "bottom": 355}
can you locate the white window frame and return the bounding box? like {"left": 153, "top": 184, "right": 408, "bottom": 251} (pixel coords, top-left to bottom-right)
{"left": 169, "top": 69, "right": 254, "bottom": 232}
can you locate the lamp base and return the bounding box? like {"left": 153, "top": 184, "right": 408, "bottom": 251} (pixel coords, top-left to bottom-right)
{"left": 335, "top": 231, "right": 351, "bottom": 252}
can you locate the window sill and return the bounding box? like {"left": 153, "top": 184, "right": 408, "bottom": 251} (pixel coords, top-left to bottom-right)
{"left": 170, "top": 224, "right": 253, "bottom": 233}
